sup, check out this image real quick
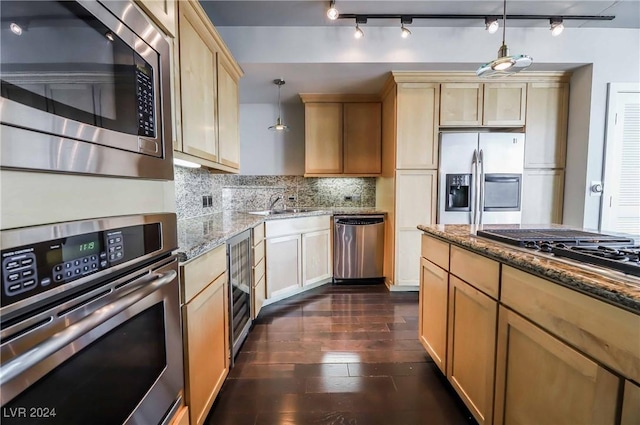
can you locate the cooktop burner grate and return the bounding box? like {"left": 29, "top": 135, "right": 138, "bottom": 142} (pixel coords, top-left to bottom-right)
{"left": 476, "top": 228, "right": 634, "bottom": 247}
{"left": 551, "top": 245, "right": 640, "bottom": 277}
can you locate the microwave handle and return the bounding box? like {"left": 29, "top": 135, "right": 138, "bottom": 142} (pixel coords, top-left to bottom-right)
{"left": 471, "top": 149, "right": 478, "bottom": 225}
{"left": 0, "top": 270, "right": 177, "bottom": 384}
{"left": 478, "top": 149, "right": 484, "bottom": 225}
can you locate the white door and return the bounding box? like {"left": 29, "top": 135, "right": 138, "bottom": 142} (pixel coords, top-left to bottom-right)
{"left": 601, "top": 84, "right": 640, "bottom": 236}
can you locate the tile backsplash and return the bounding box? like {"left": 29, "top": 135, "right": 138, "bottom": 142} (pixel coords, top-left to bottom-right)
{"left": 174, "top": 167, "right": 376, "bottom": 220}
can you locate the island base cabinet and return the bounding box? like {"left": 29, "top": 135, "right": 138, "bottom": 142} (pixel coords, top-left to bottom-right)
{"left": 447, "top": 276, "right": 497, "bottom": 425}
{"left": 494, "top": 307, "right": 619, "bottom": 425}
{"left": 183, "top": 273, "right": 229, "bottom": 425}
{"left": 621, "top": 380, "right": 640, "bottom": 425}
{"left": 419, "top": 257, "right": 448, "bottom": 373}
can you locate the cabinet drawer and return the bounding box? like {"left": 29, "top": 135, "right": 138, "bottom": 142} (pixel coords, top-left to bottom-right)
{"left": 181, "top": 244, "right": 227, "bottom": 303}
{"left": 421, "top": 234, "right": 449, "bottom": 271}
{"left": 253, "top": 240, "right": 264, "bottom": 267}
{"left": 450, "top": 246, "right": 499, "bottom": 298}
{"left": 265, "top": 215, "right": 330, "bottom": 238}
{"left": 253, "top": 223, "right": 265, "bottom": 245}
{"left": 501, "top": 265, "right": 640, "bottom": 383}
{"left": 253, "top": 257, "right": 265, "bottom": 284}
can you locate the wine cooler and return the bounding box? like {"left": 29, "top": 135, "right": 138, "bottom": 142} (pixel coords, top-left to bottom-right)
{"left": 226, "top": 229, "right": 252, "bottom": 364}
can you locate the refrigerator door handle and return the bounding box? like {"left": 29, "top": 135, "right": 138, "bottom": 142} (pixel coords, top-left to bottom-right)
{"left": 471, "top": 149, "right": 478, "bottom": 225}
{"left": 479, "top": 149, "right": 485, "bottom": 225}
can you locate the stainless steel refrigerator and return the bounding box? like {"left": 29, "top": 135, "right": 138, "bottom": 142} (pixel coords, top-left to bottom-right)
{"left": 438, "top": 132, "right": 525, "bottom": 225}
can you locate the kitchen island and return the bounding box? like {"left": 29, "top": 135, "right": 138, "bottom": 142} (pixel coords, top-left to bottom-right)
{"left": 417, "top": 224, "right": 640, "bottom": 425}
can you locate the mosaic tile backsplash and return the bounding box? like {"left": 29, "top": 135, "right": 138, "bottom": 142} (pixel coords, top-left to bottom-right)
{"left": 174, "top": 167, "right": 376, "bottom": 220}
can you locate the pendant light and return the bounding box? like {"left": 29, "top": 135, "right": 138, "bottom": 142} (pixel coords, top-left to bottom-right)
{"left": 476, "top": 0, "right": 532, "bottom": 78}
{"left": 268, "top": 79, "right": 289, "bottom": 132}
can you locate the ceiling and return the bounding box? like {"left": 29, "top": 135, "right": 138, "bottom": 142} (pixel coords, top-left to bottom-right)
{"left": 199, "top": 1, "right": 640, "bottom": 103}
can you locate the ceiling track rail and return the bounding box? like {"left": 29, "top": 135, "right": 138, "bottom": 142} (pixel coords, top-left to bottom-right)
{"left": 337, "top": 14, "right": 615, "bottom": 23}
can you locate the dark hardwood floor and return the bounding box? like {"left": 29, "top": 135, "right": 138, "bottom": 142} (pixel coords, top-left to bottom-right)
{"left": 206, "top": 283, "right": 477, "bottom": 425}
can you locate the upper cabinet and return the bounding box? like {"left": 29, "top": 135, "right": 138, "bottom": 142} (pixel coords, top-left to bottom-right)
{"left": 136, "top": 0, "right": 177, "bottom": 37}
{"left": 396, "top": 82, "right": 439, "bottom": 169}
{"left": 301, "top": 95, "right": 381, "bottom": 176}
{"left": 524, "top": 82, "right": 569, "bottom": 169}
{"left": 440, "top": 82, "right": 526, "bottom": 127}
{"left": 175, "top": 0, "right": 242, "bottom": 173}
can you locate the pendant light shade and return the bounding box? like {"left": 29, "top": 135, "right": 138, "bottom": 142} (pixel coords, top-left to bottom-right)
{"left": 268, "top": 79, "right": 289, "bottom": 132}
{"left": 477, "top": 0, "right": 532, "bottom": 78}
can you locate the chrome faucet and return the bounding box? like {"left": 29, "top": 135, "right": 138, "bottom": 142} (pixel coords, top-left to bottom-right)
{"left": 268, "top": 193, "right": 285, "bottom": 211}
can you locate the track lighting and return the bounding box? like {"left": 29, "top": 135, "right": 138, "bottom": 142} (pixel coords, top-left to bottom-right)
{"left": 485, "top": 17, "right": 499, "bottom": 34}
{"left": 268, "top": 79, "right": 289, "bottom": 132}
{"left": 400, "top": 24, "right": 411, "bottom": 38}
{"left": 354, "top": 23, "right": 364, "bottom": 39}
{"left": 10, "top": 22, "right": 23, "bottom": 36}
{"left": 400, "top": 17, "right": 412, "bottom": 38}
{"left": 105, "top": 31, "right": 115, "bottom": 42}
{"left": 550, "top": 18, "right": 564, "bottom": 36}
{"left": 327, "top": 1, "right": 339, "bottom": 20}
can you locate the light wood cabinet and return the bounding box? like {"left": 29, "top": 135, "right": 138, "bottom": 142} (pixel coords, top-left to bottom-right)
{"left": 494, "top": 306, "right": 619, "bottom": 425}
{"left": 266, "top": 234, "right": 302, "bottom": 299}
{"left": 525, "top": 82, "right": 569, "bottom": 168}
{"left": 395, "top": 170, "right": 437, "bottom": 286}
{"left": 252, "top": 223, "right": 266, "bottom": 319}
{"left": 304, "top": 103, "right": 343, "bottom": 174}
{"left": 302, "top": 99, "right": 381, "bottom": 176}
{"left": 181, "top": 245, "right": 229, "bottom": 425}
{"left": 447, "top": 275, "right": 498, "bottom": 425}
{"left": 396, "top": 82, "right": 439, "bottom": 169}
{"left": 621, "top": 380, "right": 640, "bottom": 425}
{"left": 302, "top": 229, "right": 332, "bottom": 286}
{"left": 419, "top": 257, "right": 449, "bottom": 373}
{"left": 169, "top": 405, "right": 189, "bottom": 425}
{"left": 265, "top": 215, "right": 332, "bottom": 301}
{"left": 440, "top": 83, "right": 483, "bottom": 126}
{"left": 522, "top": 169, "right": 564, "bottom": 224}
{"left": 175, "top": 0, "right": 242, "bottom": 173}
{"left": 483, "top": 82, "right": 527, "bottom": 126}
{"left": 136, "top": 0, "right": 177, "bottom": 37}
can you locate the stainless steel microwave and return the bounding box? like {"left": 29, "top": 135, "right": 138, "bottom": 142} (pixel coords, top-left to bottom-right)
{"left": 0, "top": 0, "right": 173, "bottom": 180}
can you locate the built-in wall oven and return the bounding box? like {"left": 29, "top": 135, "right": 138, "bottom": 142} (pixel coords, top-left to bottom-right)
{"left": 0, "top": 0, "right": 172, "bottom": 179}
{"left": 0, "top": 214, "right": 183, "bottom": 425}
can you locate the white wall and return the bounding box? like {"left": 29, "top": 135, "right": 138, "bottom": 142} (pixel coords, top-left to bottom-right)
{"left": 239, "top": 103, "right": 305, "bottom": 175}
{"left": 223, "top": 25, "right": 640, "bottom": 227}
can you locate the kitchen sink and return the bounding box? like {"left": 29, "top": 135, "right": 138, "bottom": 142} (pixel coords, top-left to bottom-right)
{"left": 247, "top": 208, "right": 316, "bottom": 216}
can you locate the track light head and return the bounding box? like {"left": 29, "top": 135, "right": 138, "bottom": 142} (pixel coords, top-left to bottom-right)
{"left": 354, "top": 23, "right": 364, "bottom": 39}
{"left": 327, "top": 1, "right": 339, "bottom": 20}
{"left": 550, "top": 18, "right": 564, "bottom": 36}
{"left": 485, "top": 17, "right": 499, "bottom": 34}
{"left": 401, "top": 23, "right": 411, "bottom": 38}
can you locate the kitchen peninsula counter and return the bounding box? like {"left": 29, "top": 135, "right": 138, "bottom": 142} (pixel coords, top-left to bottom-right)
{"left": 418, "top": 224, "right": 640, "bottom": 313}
{"left": 177, "top": 208, "right": 386, "bottom": 262}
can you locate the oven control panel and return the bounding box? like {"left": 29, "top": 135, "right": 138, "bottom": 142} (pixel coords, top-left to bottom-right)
{"left": 1, "top": 224, "right": 160, "bottom": 307}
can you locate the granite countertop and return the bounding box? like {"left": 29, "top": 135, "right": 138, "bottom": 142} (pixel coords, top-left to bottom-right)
{"left": 177, "top": 208, "right": 386, "bottom": 262}
{"left": 418, "top": 224, "right": 640, "bottom": 313}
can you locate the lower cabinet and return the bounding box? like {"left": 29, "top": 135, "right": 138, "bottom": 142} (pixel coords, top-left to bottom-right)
{"left": 447, "top": 275, "right": 497, "bottom": 425}
{"left": 180, "top": 245, "right": 229, "bottom": 425}
{"left": 621, "top": 380, "right": 640, "bottom": 425}
{"left": 494, "top": 306, "right": 619, "bottom": 425}
{"left": 521, "top": 169, "right": 564, "bottom": 225}
{"left": 252, "top": 223, "right": 266, "bottom": 318}
{"left": 265, "top": 215, "right": 332, "bottom": 301}
{"left": 169, "top": 405, "right": 190, "bottom": 425}
{"left": 418, "top": 257, "right": 448, "bottom": 373}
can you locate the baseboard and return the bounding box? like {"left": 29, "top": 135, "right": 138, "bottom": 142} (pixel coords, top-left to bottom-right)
{"left": 389, "top": 285, "right": 420, "bottom": 292}
{"left": 262, "top": 278, "right": 332, "bottom": 307}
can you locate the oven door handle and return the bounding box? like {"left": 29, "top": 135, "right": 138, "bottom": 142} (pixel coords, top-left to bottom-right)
{"left": 0, "top": 270, "right": 177, "bottom": 385}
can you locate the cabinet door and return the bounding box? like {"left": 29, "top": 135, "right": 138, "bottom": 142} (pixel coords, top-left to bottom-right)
{"left": 178, "top": 2, "right": 218, "bottom": 162}
{"left": 395, "top": 170, "right": 437, "bottom": 286}
{"left": 525, "top": 82, "right": 569, "bottom": 168}
{"left": 419, "top": 257, "right": 448, "bottom": 373}
{"left": 136, "top": 0, "right": 176, "bottom": 37}
{"left": 253, "top": 274, "right": 266, "bottom": 319}
{"left": 266, "top": 234, "right": 302, "bottom": 299}
{"left": 396, "top": 82, "right": 439, "bottom": 169}
{"left": 621, "top": 380, "right": 640, "bottom": 425}
{"left": 302, "top": 229, "right": 331, "bottom": 286}
{"left": 217, "top": 55, "right": 240, "bottom": 169}
{"left": 343, "top": 103, "right": 381, "bottom": 174}
{"left": 521, "top": 169, "right": 564, "bottom": 225}
{"left": 447, "top": 276, "right": 497, "bottom": 425}
{"left": 440, "top": 83, "right": 483, "bottom": 126}
{"left": 183, "top": 273, "right": 229, "bottom": 425}
{"left": 494, "top": 306, "right": 619, "bottom": 425}
{"left": 483, "top": 83, "right": 527, "bottom": 126}
{"left": 305, "top": 103, "right": 343, "bottom": 174}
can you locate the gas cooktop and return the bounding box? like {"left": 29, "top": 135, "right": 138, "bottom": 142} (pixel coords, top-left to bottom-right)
{"left": 476, "top": 228, "right": 639, "bottom": 277}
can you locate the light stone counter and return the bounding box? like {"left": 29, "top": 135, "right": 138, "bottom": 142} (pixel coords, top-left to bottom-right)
{"left": 418, "top": 224, "right": 640, "bottom": 313}
{"left": 177, "top": 208, "right": 386, "bottom": 262}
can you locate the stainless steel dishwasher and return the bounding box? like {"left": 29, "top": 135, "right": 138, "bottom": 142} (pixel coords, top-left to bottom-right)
{"left": 333, "top": 215, "right": 385, "bottom": 281}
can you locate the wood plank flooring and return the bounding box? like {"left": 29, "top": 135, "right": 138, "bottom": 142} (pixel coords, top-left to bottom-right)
{"left": 206, "top": 283, "right": 477, "bottom": 425}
